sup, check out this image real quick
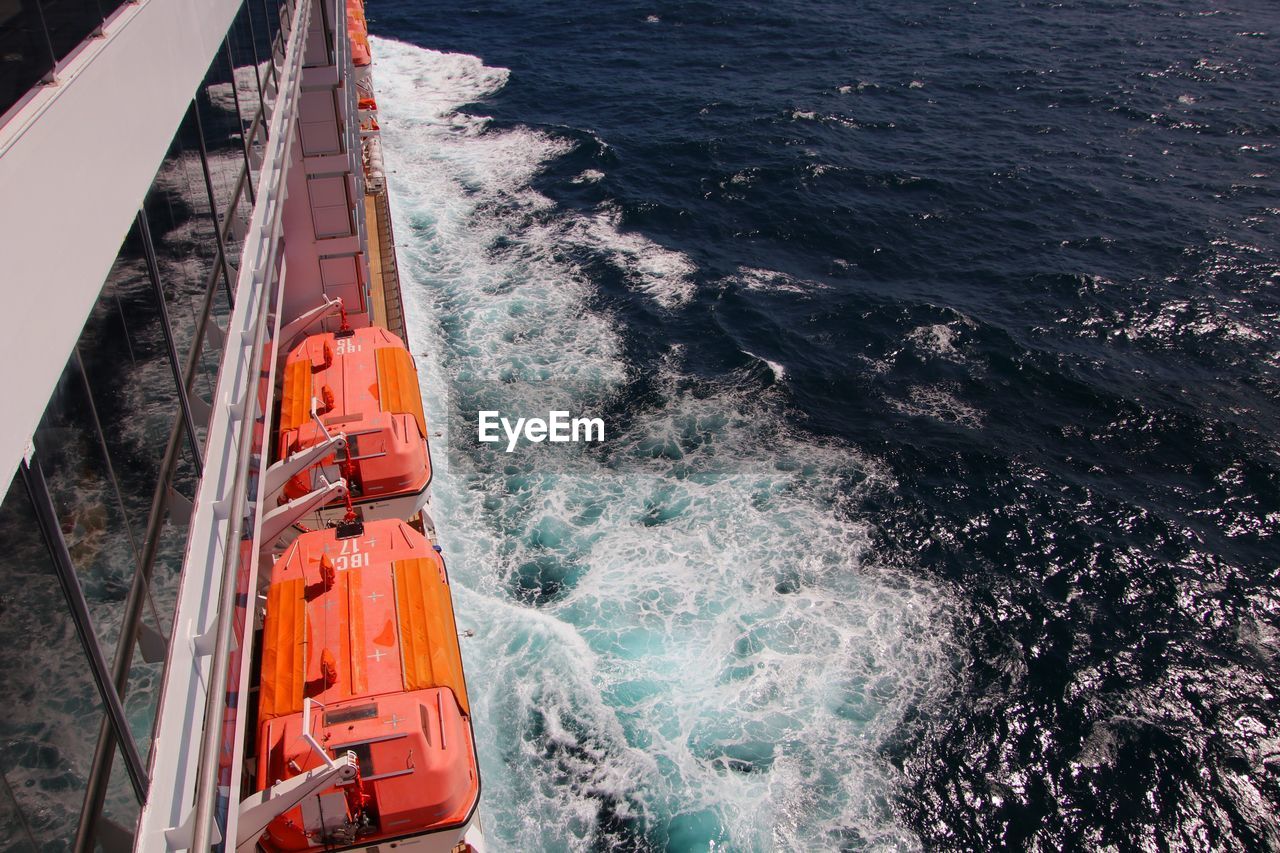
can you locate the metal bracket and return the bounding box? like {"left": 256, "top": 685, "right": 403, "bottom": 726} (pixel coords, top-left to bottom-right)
{"left": 263, "top": 430, "right": 347, "bottom": 500}
{"left": 189, "top": 618, "right": 217, "bottom": 657}
{"left": 279, "top": 296, "right": 344, "bottom": 352}
{"left": 235, "top": 748, "right": 357, "bottom": 852}
{"left": 259, "top": 476, "right": 348, "bottom": 549}
{"left": 301, "top": 698, "right": 337, "bottom": 768}
{"left": 166, "top": 487, "right": 195, "bottom": 527}
{"left": 163, "top": 807, "right": 222, "bottom": 850}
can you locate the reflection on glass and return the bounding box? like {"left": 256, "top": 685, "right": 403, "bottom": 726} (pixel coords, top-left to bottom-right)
{"left": 34, "top": 352, "right": 140, "bottom": 657}
{"left": 0, "top": 0, "right": 145, "bottom": 117}
{"left": 249, "top": 0, "right": 282, "bottom": 112}
{"left": 0, "top": 475, "right": 104, "bottom": 848}
{"left": 0, "top": 2, "right": 55, "bottom": 118}
{"left": 33, "top": 0, "right": 106, "bottom": 61}
{"left": 195, "top": 41, "right": 251, "bottom": 269}
{"left": 77, "top": 220, "right": 179, "bottom": 553}
{"left": 228, "top": 2, "right": 266, "bottom": 132}
{"left": 142, "top": 110, "right": 220, "bottom": 371}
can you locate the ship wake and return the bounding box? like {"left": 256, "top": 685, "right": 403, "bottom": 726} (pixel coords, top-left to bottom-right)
{"left": 372, "top": 36, "right": 956, "bottom": 852}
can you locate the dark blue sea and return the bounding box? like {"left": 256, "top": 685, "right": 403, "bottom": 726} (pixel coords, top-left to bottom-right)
{"left": 366, "top": 1, "right": 1280, "bottom": 849}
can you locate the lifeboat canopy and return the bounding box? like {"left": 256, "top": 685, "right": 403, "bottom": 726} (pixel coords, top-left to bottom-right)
{"left": 277, "top": 326, "right": 431, "bottom": 510}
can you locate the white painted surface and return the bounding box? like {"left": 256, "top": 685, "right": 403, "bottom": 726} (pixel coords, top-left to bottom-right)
{"left": 0, "top": 0, "right": 243, "bottom": 489}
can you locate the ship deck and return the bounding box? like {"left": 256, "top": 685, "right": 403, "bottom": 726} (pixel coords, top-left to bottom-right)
{"left": 366, "top": 189, "right": 408, "bottom": 342}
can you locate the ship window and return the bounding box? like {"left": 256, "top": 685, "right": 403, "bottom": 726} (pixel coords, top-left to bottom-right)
{"left": 347, "top": 432, "right": 388, "bottom": 462}
{"left": 325, "top": 702, "right": 378, "bottom": 724}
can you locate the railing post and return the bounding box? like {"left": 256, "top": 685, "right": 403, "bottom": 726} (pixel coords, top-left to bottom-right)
{"left": 138, "top": 210, "right": 206, "bottom": 475}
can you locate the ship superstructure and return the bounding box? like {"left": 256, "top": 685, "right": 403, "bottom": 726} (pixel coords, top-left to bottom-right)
{"left": 0, "top": 1, "right": 480, "bottom": 850}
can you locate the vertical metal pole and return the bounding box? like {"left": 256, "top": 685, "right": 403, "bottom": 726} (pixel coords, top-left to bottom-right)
{"left": 239, "top": 4, "right": 271, "bottom": 132}
{"left": 137, "top": 210, "right": 205, "bottom": 475}
{"left": 190, "top": 103, "right": 237, "bottom": 310}
{"left": 224, "top": 41, "right": 258, "bottom": 204}
{"left": 19, "top": 455, "right": 149, "bottom": 803}
{"left": 31, "top": 0, "right": 60, "bottom": 82}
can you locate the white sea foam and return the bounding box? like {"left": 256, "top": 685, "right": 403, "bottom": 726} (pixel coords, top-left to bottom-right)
{"left": 906, "top": 320, "right": 973, "bottom": 363}
{"left": 891, "top": 384, "right": 984, "bottom": 429}
{"left": 742, "top": 349, "right": 787, "bottom": 381}
{"left": 733, "top": 265, "right": 830, "bottom": 296}
{"left": 372, "top": 36, "right": 953, "bottom": 851}
{"left": 566, "top": 202, "right": 697, "bottom": 309}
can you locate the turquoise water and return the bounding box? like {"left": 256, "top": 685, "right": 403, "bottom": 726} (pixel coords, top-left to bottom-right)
{"left": 373, "top": 38, "right": 954, "bottom": 851}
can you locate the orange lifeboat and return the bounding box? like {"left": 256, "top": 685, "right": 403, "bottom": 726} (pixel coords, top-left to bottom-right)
{"left": 352, "top": 41, "right": 371, "bottom": 67}
{"left": 276, "top": 326, "right": 431, "bottom": 529}
{"left": 346, "top": 0, "right": 372, "bottom": 68}
{"left": 255, "top": 519, "right": 479, "bottom": 851}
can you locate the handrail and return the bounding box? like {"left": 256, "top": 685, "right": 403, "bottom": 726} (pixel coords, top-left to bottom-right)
{"left": 133, "top": 0, "right": 312, "bottom": 844}
{"left": 187, "top": 256, "right": 272, "bottom": 850}
{"left": 186, "top": 0, "right": 311, "bottom": 845}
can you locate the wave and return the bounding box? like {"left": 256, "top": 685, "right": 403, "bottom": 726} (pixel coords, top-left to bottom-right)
{"left": 372, "top": 36, "right": 955, "bottom": 851}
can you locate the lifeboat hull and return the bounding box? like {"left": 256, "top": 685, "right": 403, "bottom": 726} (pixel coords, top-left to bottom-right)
{"left": 254, "top": 519, "right": 480, "bottom": 852}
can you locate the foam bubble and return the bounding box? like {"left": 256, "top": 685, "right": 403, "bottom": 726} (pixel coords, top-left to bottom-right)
{"left": 891, "top": 384, "right": 984, "bottom": 429}
{"left": 906, "top": 321, "right": 972, "bottom": 363}
{"left": 733, "top": 266, "right": 830, "bottom": 296}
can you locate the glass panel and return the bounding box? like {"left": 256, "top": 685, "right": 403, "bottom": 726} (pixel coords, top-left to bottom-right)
{"left": 195, "top": 43, "right": 251, "bottom": 267}
{"left": 123, "top": 432, "right": 197, "bottom": 766}
{"left": 97, "top": 742, "right": 140, "bottom": 851}
{"left": 0, "top": 0, "right": 141, "bottom": 117}
{"left": 0, "top": 474, "right": 106, "bottom": 847}
{"left": 142, "top": 108, "right": 221, "bottom": 372}
{"left": 29, "top": 0, "right": 104, "bottom": 65}
{"left": 0, "top": 767, "right": 38, "bottom": 851}
{"left": 228, "top": 1, "right": 266, "bottom": 126}
{"left": 249, "top": 0, "right": 281, "bottom": 109}
{"left": 34, "top": 352, "right": 140, "bottom": 656}
{"left": 77, "top": 219, "right": 180, "bottom": 555}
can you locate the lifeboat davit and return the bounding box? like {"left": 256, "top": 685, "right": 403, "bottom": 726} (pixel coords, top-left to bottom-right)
{"left": 276, "top": 326, "right": 432, "bottom": 530}
{"left": 255, "top": 519, "right": 480, "bottom": 851}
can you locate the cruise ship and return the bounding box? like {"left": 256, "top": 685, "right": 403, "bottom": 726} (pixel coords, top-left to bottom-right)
{"left": 0, "top": 0, "right": 483, "bottom": 850}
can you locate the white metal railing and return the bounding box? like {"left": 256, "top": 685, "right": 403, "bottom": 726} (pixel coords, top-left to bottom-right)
{"left": 133, "top": 0, "right": 313, "bottom": 847}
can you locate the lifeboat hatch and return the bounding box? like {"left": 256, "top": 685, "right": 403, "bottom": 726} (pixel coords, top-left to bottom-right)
{"left": 326, "top": 702, "right": 378, "bottom": 725}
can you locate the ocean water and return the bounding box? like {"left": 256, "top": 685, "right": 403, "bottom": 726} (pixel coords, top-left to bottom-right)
{"left": 367, "top": 0, "right": 1280, "bottom": 849}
